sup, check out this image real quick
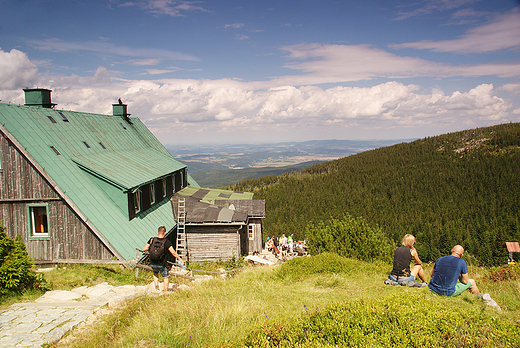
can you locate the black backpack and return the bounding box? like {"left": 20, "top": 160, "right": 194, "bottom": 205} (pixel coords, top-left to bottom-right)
{"left": 148, "top": 237, "right": 166, "bottom": 263}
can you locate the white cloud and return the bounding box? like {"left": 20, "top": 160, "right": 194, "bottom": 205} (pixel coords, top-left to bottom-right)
{"left": 128, "top": 58, "right": 162, "bottom": 66}
{"left": 393, "top": 0, "right": 480, "bottom": 21}
{"left": 391, "top": 8, "right": 520, "bottom": 53}
{"left": 117, "top": 0, "right": 209, "bottom": 17}
{"left": 0, "top": 49, "right": 39, "bottom": 90}
{"left": 224, "top": 23, "right": 244, "bottom": 29}
{"left": 28, "top": 38, "right": 199, "bottom": 61}
{"left": 272, "top": 43, "right": 520, "bottom": 86}
{"left": 2, "top": 48, "right": 518, "bottom": 144}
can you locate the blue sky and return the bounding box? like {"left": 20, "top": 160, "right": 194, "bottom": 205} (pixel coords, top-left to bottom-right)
{"left": 1, "top": 0, "right": 519, "bottom": 145}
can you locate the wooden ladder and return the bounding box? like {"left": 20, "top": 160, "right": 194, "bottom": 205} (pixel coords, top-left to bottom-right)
{"left": 176, "top": 198, "right": 188, "bottom": 260}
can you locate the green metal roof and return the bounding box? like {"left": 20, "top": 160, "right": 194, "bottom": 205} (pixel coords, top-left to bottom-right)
{"left": 0, "top": 102, "right": 193, "bottom": 260}
{"left": 72, "top": 148, "right": 186, "bottom": 190}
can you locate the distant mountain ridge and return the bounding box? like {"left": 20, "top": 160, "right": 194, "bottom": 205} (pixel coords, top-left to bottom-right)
{"left": 192, "top": 161, "right": 323, "bottom": 188}
{"left": 230, "top": 123, "right": 520, "bottom": 266}
{"left": 167, "top": 139, "right": 407, "bottom": 174}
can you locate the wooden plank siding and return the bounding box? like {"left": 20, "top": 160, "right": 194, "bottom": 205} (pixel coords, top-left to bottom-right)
{"left": 186, "top": 226, "right": 241, "bottom": 262}
{"left": 0, "top": 133, "right": 113, "bottom": 261}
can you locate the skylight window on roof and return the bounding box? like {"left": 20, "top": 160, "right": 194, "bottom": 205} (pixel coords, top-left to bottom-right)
{"left": 50, "top": 146, "right": 60, "bottom": 155}
{"left": 83, "top": 141, "right": 90, "bottom": 148}
{"left": 47, "top": 116, "right": 57, "bottom": 124}
{"left": 57, "top": 111, "right": 69, "bottom": 122}
{"left": 99, "top": 142, "right": 106, "bottom": 149}
{"left": 121, "top": 123, "right": 127, "bottom": 130}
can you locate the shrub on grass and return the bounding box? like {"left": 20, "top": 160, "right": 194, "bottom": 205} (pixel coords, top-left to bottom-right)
{"left": 244, "top": 293, "right": 520, "bottom": 347}
{"left": 486, "top": 264, "right": 520, "bottom": 282}
{"left": 0, "top": 226, "right": 47, "bottom": 295}
{"left": 274, "top": 252, "right": 371, "bottom": 281}
{"left": 305, "top": 213, "right": 395, "bottom": 263}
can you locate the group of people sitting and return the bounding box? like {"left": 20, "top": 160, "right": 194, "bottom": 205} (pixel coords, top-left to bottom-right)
{"left": 266, "top": 234, "right": 303, "bottom": 256}
{"left": 387, "top": 234, "right": 499, "bottom": 308}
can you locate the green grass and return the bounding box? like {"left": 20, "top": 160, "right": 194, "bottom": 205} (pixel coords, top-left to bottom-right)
{"left": 50, "top": 254, "right": 520, "bottom": 348}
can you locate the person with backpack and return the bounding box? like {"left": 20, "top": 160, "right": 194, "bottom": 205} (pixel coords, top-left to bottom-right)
{"left": 143, "top": 226, "right": 182, "bottom": 291}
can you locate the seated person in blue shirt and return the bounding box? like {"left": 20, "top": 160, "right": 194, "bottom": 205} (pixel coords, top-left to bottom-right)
{"left": 429, "top": 245, "right": 480, "bottom": 296}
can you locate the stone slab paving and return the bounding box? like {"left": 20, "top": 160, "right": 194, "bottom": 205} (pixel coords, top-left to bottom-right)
{"left": 0, "top": 282, "right": 160, "bottom": 348}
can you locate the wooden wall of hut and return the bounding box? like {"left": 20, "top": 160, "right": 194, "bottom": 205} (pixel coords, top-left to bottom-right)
{"left": 0, "top": 133, "right": 113, "bottom": 261}
{"left": 186, "top": 225, "right": 241, "bottom": 262}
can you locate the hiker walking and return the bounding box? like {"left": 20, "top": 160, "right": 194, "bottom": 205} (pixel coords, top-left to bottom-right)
{"left": 143, "top": 226, "right": 182, "bottom": 291}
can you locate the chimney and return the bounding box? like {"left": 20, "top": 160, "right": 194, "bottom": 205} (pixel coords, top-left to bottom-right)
{"left": 113, "top": 99, "right": 131, "bottom": 119}
{"left": 23, "top": 88, "right": 56, "bottom": 108}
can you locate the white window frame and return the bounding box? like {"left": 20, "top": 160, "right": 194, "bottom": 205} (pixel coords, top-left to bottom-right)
{"left": 248, "top": 224, "right": 254, "bottom": 240}
{"left": 162, "top": 178, "right": 167, "bottom": 198}
{"left": 150, "top": 183, "right": 156, "bottom": 205}
{"left": 134, "top": 190, "right": 141, "bottom": 214}
{"left": 28, "top": 204, "right": 49, "bottom": 238}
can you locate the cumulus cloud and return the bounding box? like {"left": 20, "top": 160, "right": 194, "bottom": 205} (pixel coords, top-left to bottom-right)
{"left": 0, "top": 49, "right": 39, "bottom": 90}
{"left": 391, "top": 8, "right": 520, "bottom": 53}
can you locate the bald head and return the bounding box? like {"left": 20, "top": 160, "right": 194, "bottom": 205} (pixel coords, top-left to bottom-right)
{"left": 451, "top": 245, "right": 464, "bottom": 258}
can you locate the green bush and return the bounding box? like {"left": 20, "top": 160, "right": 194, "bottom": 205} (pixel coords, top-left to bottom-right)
{"left": 274, "top": 252, "right": 373, "bottom": 281}
{"left": 244, "top": 293, "right": 520, "bottom": 347}
{"left": 0, "top": 226, "right": 45, "bottom": 295}
{"left": 305, "top": 214, "right": 395, "bottom": 263}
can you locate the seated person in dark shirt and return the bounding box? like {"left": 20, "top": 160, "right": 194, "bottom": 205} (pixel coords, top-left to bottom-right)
{"left": 388, "top": 234, "right": 427, "bottom": 285}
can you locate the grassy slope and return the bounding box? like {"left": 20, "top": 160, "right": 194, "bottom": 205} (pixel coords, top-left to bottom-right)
{"left": 53, "top": 256, "right": 520, "bottom": 348}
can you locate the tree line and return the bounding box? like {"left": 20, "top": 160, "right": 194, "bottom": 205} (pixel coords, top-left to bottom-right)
{"left": 230, "top": 123, "right": 520, "bottom": 266}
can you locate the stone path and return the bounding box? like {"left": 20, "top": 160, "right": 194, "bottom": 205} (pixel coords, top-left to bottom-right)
{"left": 0, "top": 282, "right": 165, "bottom": 348}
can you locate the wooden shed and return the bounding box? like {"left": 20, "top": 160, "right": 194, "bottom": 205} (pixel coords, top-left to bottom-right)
{"left": 171, "top": 187, "right": 265, "bottom": 262}
{"left": 0, "top": 89, "right": 198, "bottom": 262}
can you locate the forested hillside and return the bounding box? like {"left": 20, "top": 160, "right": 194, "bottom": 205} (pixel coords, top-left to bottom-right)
{"left": 230, "top": 123, "right": 520, "bottom": 266}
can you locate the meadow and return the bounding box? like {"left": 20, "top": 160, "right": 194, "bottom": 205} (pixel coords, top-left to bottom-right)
{"left": 29, "top": 253, "right": 520, "bottom": 347}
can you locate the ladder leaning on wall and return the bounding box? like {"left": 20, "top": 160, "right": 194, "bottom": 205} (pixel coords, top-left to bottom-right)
{"left": 176, "top": 198, "right": 188, "bottom": 261}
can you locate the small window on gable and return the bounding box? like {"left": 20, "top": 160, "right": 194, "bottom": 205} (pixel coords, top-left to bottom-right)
{"left": 248, "top": 225, "right": 254, "bottom": 240}
{"left": 28, "top": 205, "right": 49, "bottom": 237}
{"left": 162, "top": 178, "right": 167, "bottom": 198}
{"left": 99, "top": 142, "right": 106, "bottom": 149}
{"left": 47, "top": 116, "right": 57, "bottom": 124}
{"left": 150, "top": 183, "right": 156, "bottom": 205}
{"left": 83, "top": 141, "right": 90, "bottom": 148}
{"left": 57, "top": 111, "right": 68, "bottom": 122}
{"left": 133, "top": 190, "right": 141, "bottom": 214}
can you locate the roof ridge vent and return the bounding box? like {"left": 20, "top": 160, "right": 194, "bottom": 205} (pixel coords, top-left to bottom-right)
{"left": 23, "top": 88, "right": 57, "bottom": 108}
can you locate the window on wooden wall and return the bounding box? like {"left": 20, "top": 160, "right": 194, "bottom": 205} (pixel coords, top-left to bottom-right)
{"left": 248, "top": 224, "right": 254, "bottom": 240}
{"left": 28, "top": 205, "right": 49, "bottom": 237}
{"left": 172, "top": 174, "right": 176, "bottom": 193}
{"left": 162, "top": 178, "right": 167, "bottom": 198}
{"left": 133, "top": 190, "right": 141, "bottom": 214}
{"left": 150, "top": 183, "right": 156, "bottom": 205}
